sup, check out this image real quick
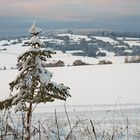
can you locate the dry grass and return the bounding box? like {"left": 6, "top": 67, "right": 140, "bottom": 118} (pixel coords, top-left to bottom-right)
{"left": 0, "top": 104, "right": 140, "bottom": 140}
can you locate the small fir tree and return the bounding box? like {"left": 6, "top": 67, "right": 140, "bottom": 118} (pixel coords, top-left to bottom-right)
{"left": 0, "top": 22, "right": 71, "bottom": 140}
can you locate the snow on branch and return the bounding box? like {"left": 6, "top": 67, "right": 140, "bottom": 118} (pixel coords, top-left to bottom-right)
{"left": 0, "top": 94, "right": 18, "bottom": 110}
{"left": 28, "top": 21, "right": 42, "bottom": 35}
{"left": 18, "top": 48, "right": 55, "bottom": 62}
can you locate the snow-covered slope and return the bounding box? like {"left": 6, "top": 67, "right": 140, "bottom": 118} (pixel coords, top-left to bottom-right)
{"left": 58, "top": 33, "right": 91, "bottom": 42}
{"left": 124, "top": 40, "right": 140, "bottom": 47}
{"left": 0, "top": 38, "right": 127, "bottom": 69}
{"left": 117, "top": 37, "right": 140, "bottom": 47}
{"left": 93, "top": 36, "right": 118, "bottom": 45}
{"left": 117, "top": 37, "right": 140, "bottom": 41}
{"left": 1, "top": 64, "right": 140, "bottom": 105}
{"left": 0, "top": 43, "right": 29, "bottom": 69}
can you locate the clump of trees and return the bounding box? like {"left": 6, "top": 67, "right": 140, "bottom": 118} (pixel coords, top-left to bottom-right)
{"left": 124, "top": 56, "right": 140, "bottom": 63}
{"left": 98, "top": 60, "right": 113, "bottom": 65}
{"left": 73, "top": 60, "right": 90, "bottom": 66}
{"left": 45, "top": 60, "right": 65, "bottom": 67}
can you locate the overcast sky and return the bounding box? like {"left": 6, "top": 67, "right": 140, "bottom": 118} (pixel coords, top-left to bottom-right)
{"left": 0, "top": 0, "right": 140, "bottom": 36}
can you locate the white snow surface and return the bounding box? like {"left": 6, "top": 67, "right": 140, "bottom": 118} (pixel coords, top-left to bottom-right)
{"left": 58, "top": 33, "right": 91, "bottom": 42}
{"left": 114, "top": 45, "right": 127, "bottom": 48}
{"left": 30, "top": 36, "right": 42, "bottom": 45}
{"left": 117, "top": 37, "right": 140, "bottom": 41}
{"left": 117, "top": 37, "right": 140, "bottom": 47}
{"left": 41, "top": 38, "right": 64, "bottom": 45}
{"left": 0, "top": 64, "right": 140, "bottom": 105}
{"left": 0, "top": 40, "right": 10, "bottom": 46}
{"left": 124, "top": 40, "right": 140, "bottom": 47}
{"left": 28, "top": 22, "right": 42, "bottom": 34}
{"left": 93, "top": 36, "right": 118, "bottom": 45}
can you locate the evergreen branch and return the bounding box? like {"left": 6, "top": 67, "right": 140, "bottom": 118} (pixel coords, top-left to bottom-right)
{"left": 9, "top": 65, "right": 36, "bottom": 91}
{"left": 18, "top": 49, "right": 55, "bottom": 63}
{"left": 0, "top": 94, "right": 18, "bottom": 110}
{"left": 46, "top": 83, "right": 71, "bottom": 100}
{"left": 32, "top": 82, "right": 71, "bottom": 104}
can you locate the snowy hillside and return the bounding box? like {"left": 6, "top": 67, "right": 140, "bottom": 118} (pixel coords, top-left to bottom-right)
{"left": 0, "top": 64, "right": 140, "bottom": 105}
{"left": 92, "top": 36, "right": 118, "bottom": 45}
{"left": 0, "top": 34, "right": 140, "bottom": 70}
{"left": 58, "top": 33, "right": 91, "bottom": 43}
{"left": 124, "top": 40, "right": 140, "bottom": 47}
{"left": 117, "top": 37, "right": 140, "bottom": 47}
{"left": 0, "top": 37, "right": 128, "bottom": 69}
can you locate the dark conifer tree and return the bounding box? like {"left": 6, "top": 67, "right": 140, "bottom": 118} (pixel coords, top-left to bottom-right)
{"left": 0, "top": 22, "right": 70, "bottom": 140}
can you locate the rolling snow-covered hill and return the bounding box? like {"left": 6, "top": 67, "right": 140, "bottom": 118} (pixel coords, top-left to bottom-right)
{"left": 0, "top": 37, "right": 127, "bottom": 69}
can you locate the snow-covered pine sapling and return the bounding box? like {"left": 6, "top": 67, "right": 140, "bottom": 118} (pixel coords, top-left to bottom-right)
{"left": 0, "top": 22, "right": 71, "bottom": 140}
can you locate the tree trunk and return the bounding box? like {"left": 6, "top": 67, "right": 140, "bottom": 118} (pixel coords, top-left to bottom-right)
{"left": 25, "top": 102, "right": 32, "bottom": 140}
{"left": 25, "top": 78, "right": 35, "bottom": 140}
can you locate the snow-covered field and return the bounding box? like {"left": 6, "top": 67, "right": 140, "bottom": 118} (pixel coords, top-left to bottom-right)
{"left": 1, "top": 64, "right": 140, "bottom": 139}
{"left": 58, "top": 33, "right": 91, "bottom": 42}
{"left": 92, "top": 36, "right": 118, "bottom": 45}
{"left": 124, "top": 40, "right": 140, "bottom": 47}
{"left": 117, "top": 37, "right": 140, "bottom": 47}
{"left": 117, "top": 37, "right": 140, "bottom": 41}
{"left": 1, "top": 64, "right": 140, "bottom": 105}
